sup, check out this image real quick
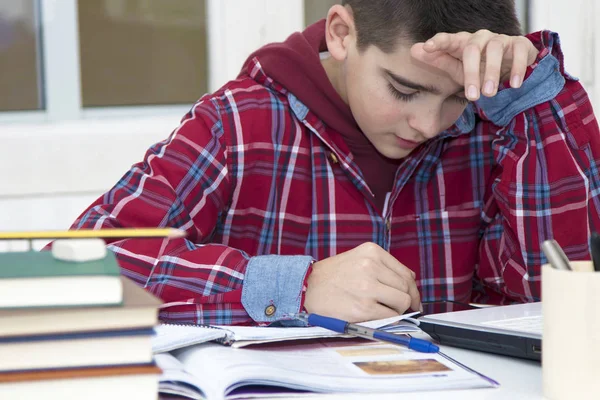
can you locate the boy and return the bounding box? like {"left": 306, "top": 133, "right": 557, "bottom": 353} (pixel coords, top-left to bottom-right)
{"left": 70, "top": 0, "right": 600, "bottom": 325}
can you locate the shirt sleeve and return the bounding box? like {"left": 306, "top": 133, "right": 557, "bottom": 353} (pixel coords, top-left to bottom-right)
{"left": 471, "top": 31, "right": 600, "bottom": 303}
{"left": 70, "top": 99, "right": 312, "bottom": 326}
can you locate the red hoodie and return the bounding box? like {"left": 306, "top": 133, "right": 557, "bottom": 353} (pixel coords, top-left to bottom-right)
{"left": 240, "top": 20, "right": 401, "bottom": 212}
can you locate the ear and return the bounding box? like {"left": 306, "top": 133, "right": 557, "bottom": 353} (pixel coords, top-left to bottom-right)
{"left": 324, "top": 5, "right": 356, "bottom": 62}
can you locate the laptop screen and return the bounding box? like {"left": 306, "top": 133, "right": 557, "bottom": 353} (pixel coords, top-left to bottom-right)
{"left": 419, "top": 302, "right": 542, "bottom": 339}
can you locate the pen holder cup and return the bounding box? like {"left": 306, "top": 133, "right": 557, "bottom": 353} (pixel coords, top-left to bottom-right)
{"left": 542, "top": 261, "right": 600, "bottom": 400}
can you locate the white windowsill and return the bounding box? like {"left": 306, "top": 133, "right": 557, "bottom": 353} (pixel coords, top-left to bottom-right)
{"left": 0, "top": 112, "right": 185, "bottom": 197}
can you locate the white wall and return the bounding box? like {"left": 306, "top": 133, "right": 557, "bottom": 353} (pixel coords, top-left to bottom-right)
{"left": 530, "top": 0, "right": 599, "bottom": 111}
{"left": 207, "top": 0, "right": 303, "bottom": 92}
{"left": 1, "top": 0, "right": 598, "bottom": 250}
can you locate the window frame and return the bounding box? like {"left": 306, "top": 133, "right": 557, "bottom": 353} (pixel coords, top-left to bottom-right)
{"left": 0, "top": 0, "right": 306, "bottom": 123}
{"left": 0, "top": 0, "right": 212, "bottom": 123}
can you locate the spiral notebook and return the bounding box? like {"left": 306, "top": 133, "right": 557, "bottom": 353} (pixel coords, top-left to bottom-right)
{"left": 152, "top": 312, "right": 420, "bottom": 353}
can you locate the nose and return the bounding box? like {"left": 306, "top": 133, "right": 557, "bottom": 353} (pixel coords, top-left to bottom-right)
{"left": 408, "top": 109, "right": 442, "bottom": 140}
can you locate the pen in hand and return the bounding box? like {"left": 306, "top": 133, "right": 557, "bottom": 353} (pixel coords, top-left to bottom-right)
{"left": 295, "top": 313, "right": 439, "bottom": 353}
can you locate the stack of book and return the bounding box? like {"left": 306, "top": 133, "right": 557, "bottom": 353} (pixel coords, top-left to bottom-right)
{"left": 0, "top": 249, "right": 162, "bottom": 400}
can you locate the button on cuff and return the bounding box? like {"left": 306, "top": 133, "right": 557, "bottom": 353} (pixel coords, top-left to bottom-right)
{"left": 264, "top": 305, "right": 276, "bottom": 317}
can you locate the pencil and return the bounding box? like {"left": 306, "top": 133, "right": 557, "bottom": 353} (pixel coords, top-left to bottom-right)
{"left": 0, "top": 228, "right": 187, "bottom": 240}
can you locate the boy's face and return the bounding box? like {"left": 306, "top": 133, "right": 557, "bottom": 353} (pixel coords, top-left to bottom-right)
{"left": 341, "top": 42, "right": 470, "bottom": 160}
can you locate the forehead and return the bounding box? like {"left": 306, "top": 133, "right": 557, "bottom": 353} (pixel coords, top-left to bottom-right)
{"left": 363, "top": 42, "right": 460, "bottom": 93}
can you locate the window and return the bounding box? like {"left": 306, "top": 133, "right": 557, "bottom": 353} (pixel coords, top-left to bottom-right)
{"left": 0, "top": 0, "right": 43, "bottom": 112}
{"left": 304, "top": 0, "right": 340, "bottom": 26}
{"left": 77, "top": 0, "right": 208, "bottom": 107}
{"left": 0, "top": 0, "right": 208, "bottom": 116}
{"left": 516, "top": 0, "right": 530, "bottom": 33}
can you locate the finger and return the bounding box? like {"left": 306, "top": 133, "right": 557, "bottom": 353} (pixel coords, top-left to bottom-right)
{"left": 375, "top": 264, "right": 409, "bottom": 293}
{"left": 357, "top": 242, "right": 417, "bottom": 287}
{"left": 462, "top": 31, "right": 495, "bottom": 100}
{"left": 344, "top": 303, "right": 397, "bottom": 323}
{"left": 411, "top": 43, "right": 464, "bottom": 84}
{"left": 375, "top": 285, "right": 413, "bottom": 316}
{"left": 375, "top": 254, "right": 422, "bottom": 311}
{"left": 423, "top": 32, "right": 471, "bottom": 58}
{"left": 365, "top": 303, "right": 402, "bottom": 322}
{"left": 377, "top": 272, "right": 421, "bottom": 313}
{"left": 509, "top": 38, "right": 531, "bottom": 89}
{"left": 423, "top": 32, "right": 452, "bottom": 51}
{"left": 406, "top": 280, "right": 422, "bottom": 312}
{"left": 482, "top": 35, "right": 510, "bottom": 97}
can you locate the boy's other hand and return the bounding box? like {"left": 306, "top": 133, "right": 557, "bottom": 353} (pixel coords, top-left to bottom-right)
{"left": 303, "top": 242, "right": 421, "bottom": 323}
{"left": 410, "top": 30, "right": 538, "bottom": 101}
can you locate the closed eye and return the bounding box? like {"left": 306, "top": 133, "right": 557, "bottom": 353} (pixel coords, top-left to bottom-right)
{"left": 387, "top": 83, "right": 419, "bottom": 102}
{"left": 388, "top": 81, "right": 469, "bottom": 105}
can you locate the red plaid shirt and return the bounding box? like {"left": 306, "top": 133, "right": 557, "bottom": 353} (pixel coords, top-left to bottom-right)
{"left": 72, "top": 31, "right": 600, "bottom": 325}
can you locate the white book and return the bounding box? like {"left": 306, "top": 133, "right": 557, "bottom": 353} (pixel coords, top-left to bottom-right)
{"left": 0, "top": 329, "right": 154, "bottom": 372}
{"left": 0, "top": 364, "right": 160, "bottom": 400}
{"left": 156, "top": 338, "right": 498, "bottom": 399}
{"left": 0, "top": 277, "right": 161, "bottom": 337}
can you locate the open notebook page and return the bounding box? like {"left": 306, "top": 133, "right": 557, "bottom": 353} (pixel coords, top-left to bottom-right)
{"left": 153, "top": 312, "right": 420, "bottom": 353}
{"left": 217, "top": 312, "right": 420, "bottom": 347}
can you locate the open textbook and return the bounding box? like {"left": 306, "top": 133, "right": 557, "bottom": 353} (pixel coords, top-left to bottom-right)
{"left": 156, "top": 338, "right": 498, "bottom": 400}
{"left": 152, "top": 313, "right": 421, "bottom": 353}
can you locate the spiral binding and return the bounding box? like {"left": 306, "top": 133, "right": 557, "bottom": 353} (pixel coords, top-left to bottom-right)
{"left": 159, "top": 322, "right": 236, "bottom": 346}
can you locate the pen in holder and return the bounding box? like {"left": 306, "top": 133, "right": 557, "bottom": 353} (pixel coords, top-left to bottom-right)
{"left": 542, "top": 260, "right": 600, "bottom": 400}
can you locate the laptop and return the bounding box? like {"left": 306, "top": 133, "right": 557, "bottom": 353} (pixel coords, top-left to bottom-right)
{"left": 417, "top": 302, "right": 542, "bottom": 361}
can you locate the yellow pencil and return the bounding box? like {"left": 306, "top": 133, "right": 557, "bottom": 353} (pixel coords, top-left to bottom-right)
{"left": 0, "top": 228, "right": 187, "bottom": 240}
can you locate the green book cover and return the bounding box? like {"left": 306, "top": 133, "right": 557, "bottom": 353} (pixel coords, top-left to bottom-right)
{"left": 0, "top": 251, "right": 121, "bottom": 279}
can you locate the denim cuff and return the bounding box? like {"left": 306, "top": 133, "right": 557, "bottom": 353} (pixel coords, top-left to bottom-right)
{"left": 241, "top": 255, "right": 313, "bottom": 323}
{"left": 475, "top": 53, "right": 565, "bottom": 127}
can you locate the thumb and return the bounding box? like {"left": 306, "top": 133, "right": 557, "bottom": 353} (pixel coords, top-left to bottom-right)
{"left": 410, "top": 43, "right": 464, "bottom": 85}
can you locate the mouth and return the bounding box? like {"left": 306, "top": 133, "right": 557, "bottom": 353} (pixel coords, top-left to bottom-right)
{"left": 395, "top": 136, "right": 422, "bottom": 150}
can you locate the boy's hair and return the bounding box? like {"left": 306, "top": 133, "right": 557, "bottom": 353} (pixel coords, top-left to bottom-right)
{"left": 341, "top": 0, "right": 522, "bottom": 53}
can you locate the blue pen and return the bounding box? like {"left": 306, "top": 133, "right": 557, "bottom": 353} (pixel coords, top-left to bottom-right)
{"left": 295, "top": 313, "right": 439, "bottom": 353}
